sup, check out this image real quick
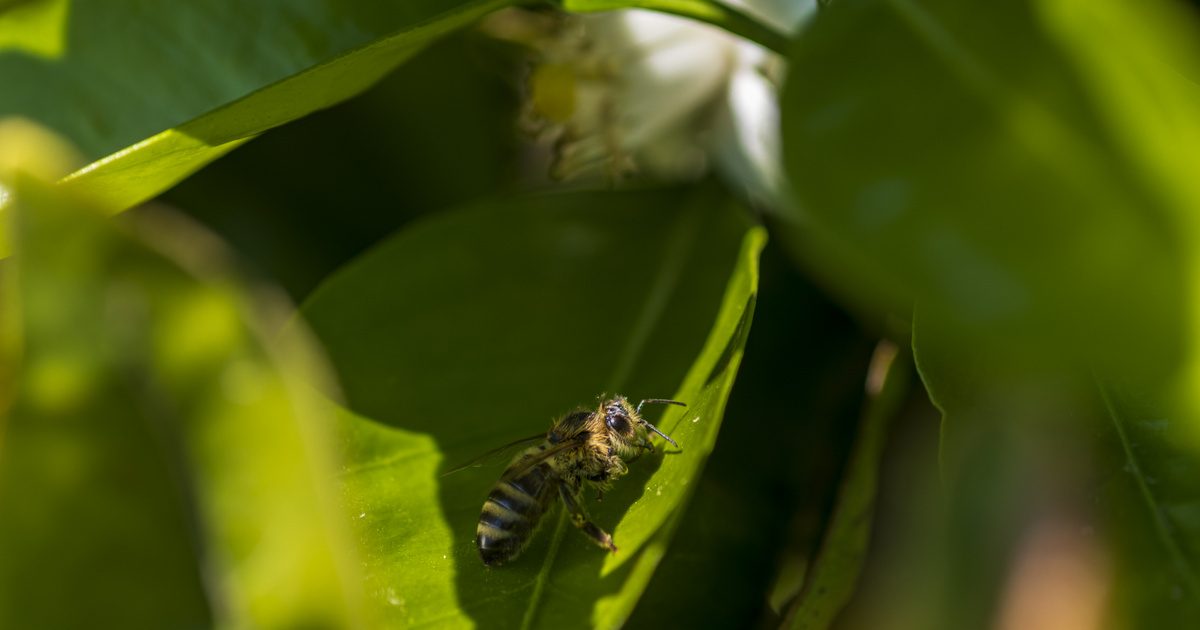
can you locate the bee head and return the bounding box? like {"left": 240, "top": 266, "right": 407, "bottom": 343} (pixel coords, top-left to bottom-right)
{"left": 602, "top": 396, "right": 682, "bottom": 451}
{"left": 603, "top": 398, "right": 638, "bottom": 440}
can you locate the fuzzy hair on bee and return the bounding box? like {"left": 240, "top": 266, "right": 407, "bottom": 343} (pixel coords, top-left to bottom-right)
{"left": 469, "top": 395, "right": 683, "bottom": 567}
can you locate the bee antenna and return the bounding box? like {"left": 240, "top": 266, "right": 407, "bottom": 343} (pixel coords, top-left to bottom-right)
{"left": 635, "top": 398, "right": 686, "bottom": 414}
{"left": 634, "top": 399, "right": 685, "bottom": 449}
{"left": 642, "top": 420, "right": 679, "bottom": 449}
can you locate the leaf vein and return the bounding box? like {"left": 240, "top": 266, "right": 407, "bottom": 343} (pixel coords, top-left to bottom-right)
{"left": 338, "top": 448, "right": 438, "bottom": 478}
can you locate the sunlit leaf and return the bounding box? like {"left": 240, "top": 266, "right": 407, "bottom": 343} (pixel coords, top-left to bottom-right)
{"left": 0, "top": 0, "right": 67, "bottom": 59}
{"left": 0, "top": 0, "right": 513, "bottom": 256}
{"left": 300, "top": 185, "right": 763, "bottom": 628}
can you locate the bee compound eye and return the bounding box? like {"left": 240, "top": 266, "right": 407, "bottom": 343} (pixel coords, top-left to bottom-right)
{"left": 606, "top": 413, "right": 631, "bottom": 434}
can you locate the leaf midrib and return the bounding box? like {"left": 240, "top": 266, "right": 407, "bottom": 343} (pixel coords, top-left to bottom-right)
{"left": 517, "top": 207, "right": 703, "bottom": 630}
{"left": 1097, "top": 381, "right": 1200, "bottom": 596}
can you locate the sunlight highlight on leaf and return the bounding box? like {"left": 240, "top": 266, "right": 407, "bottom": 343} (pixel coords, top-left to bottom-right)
{"left": 54, "top": 0, "right": 511, "bottom": 214}
{"left": 0, "top": 0, "right": 68, "bottom": 59}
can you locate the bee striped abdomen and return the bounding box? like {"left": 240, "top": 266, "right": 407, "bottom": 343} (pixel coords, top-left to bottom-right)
{"left": 476, "top": 455, "right": 556, "bottom": 566}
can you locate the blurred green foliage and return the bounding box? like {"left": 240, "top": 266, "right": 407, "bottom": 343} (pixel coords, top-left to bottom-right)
{"left": 4, "top": 0, "right": 1200, "bottom": 627}
{"left": 780, "top": 0, "right": 1200, "bottom": 626}
{"left": 0, "top": 169, "right": 360, "bottom": 628}
{"left": 782, "top": 0, "right": 1194, "bottom": 388}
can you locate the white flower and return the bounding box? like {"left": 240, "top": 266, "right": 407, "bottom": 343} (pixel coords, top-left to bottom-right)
{"left": 510, "top": 1, "right": 816, "bottom": 209}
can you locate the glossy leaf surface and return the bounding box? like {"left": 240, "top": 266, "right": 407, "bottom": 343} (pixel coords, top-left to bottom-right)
{"left": 0, "top": 0, "right": 508, "bottom": 161}
{"left": 0, "top": 0, "right": 510, "bottom": 253}
{"left": 300, "top": 186, "right": 763, "bottom": 628}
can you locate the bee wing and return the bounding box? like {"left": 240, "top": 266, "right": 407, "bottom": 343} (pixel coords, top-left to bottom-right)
{"left": 440, "top": 432, "right": 547, "bottom": 477}
{"left": 500, "top": 436, "right": 588, "bottom": 481}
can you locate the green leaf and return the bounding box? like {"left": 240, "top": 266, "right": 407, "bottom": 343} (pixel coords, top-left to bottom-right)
{"left": 782, "top": 342, "right": 911, "bottom": 629}
{"left": 1, "top": 0, "right": 510, "bottom": 161}
{"left": 299, "top": 185, "right": 763, "bottom": 628}
{"left": 0, "top": 0, "right": 512, "bottom": 252}
{"left": 780, "top": 0, "right": 1200, "bottom": 388}
{"left": 627, "top": 258, "right": 876, "bottom": 628}
{"left": 0, "top": 141, "right": 361, "bottom": 627}
{"left": 161, "top": 31, "right": 522, "bottom": 301}
{"left": 1093, "top": 383, "right": 1200, "bottom": 626}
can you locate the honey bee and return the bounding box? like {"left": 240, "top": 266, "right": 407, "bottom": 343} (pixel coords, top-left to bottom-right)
{"left": 461, "top": 395, "right": 684, "bottom": 567}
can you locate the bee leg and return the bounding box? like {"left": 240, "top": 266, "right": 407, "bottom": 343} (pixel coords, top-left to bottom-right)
{"left": 559, "top": 484, "right": 617, "bottom": 553}
{"left": 587, "top": 471, "right": 609, "bottom": 502}
{"left": 614, "top": 459, "right": 629, "bottom": 476}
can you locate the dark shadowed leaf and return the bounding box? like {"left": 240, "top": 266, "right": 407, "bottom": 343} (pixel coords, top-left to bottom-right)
{"left": 782, "top": 342, "right": 911, "bottom": 629}
{"left": 161, "top": 31, "right": 522, "bottom": 301}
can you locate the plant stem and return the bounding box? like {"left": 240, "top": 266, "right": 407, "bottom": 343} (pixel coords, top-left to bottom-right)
{"left": 561, "top": 0, "right": 792, "bottom": 55}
